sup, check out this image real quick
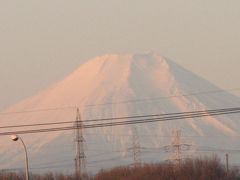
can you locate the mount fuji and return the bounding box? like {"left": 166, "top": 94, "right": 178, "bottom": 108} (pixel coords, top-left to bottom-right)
{"left": 0, "top": 52, "right": 239, "bottom": 173}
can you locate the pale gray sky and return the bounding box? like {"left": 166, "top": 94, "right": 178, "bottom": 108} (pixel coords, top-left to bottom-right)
{"left": 0, "top": 0, "right": 240, "bottom": 110}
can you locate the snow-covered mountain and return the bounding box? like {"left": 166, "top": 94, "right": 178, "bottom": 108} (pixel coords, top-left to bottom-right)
{"left": 0, "top": 52, "right": 239, "bottom": 173}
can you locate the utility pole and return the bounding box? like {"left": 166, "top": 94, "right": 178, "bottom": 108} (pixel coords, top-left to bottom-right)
{"left": 74, "top": 108, "right": 86, "bottom": 180}
{"left": 131, "top": 126, "right": 141, "bottom": 167}
{"left": 226, "top": 153, "right": 229, "bottom": 175}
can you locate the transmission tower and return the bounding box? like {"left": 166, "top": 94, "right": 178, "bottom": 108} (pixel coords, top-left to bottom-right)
{"left": 172, "top": 130, "right": 182, "bottom": 165}
{"left": 130, "top": 126, "right": 142, "bottom": 167}
{"left": 164, "top": 130, "right": 192, "bottom": 166}
{"left": 74, "top": 108, "right": 86, "bottom": 180}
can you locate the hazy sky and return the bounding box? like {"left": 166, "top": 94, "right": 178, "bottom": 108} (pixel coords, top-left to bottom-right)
{"left": 0, "top": 0, "right": 240, "bottom": 111}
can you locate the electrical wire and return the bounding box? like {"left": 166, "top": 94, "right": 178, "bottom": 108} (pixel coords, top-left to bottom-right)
{"left": 0, "top": 106, "right": 75, "bottom": 115}
{"left": 0, "top": 107, "right": 239, "bottom": 136}
{"left": 82, "top": 88, "right": 240, "bottom": 108}
{"left": 0, "top": 107, "right": 239, "bottom": 129}
{"left": 4, "top": 146, "right": 240, "bottom": 171}
{"left": 0, "top": 88, "right": 239, "bottom": 116}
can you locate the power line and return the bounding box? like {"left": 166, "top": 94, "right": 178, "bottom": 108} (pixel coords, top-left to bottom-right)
{"left": 0, "top": 106, "right": 75, "bottom": 115}
{"left": 0, "top": 88, "right": 239, "bottom": 116}
{"left": 84, "top": 133, "right": 240, "bottom": 138}
{"left": 27, "top": 149, "right": 128, "bottom": 168}
{"left": 82, "top": 109, "right": 239, "bottom": 130}
{"left": 0, "top": 107, "right": 239, "bottom": 136}
{"left": 0, "top": 107, "right": 239, "bottom": 135}
{"left": 3, "top": 155, "right": 131, "bottom": 171}
{"left": 82, "top": 88, "right": 240, "bottom": 108}
{"left": 87, "top": 155, "right": 131, "bottom": 165}
{"left": 0, "top": 107, "right": 240, "bottom": 129}
{"left": 5, "top": 146, "right": 240, "bottom": 172}
{"left": 2, "top": 163, "right": 75, "bottom": 172}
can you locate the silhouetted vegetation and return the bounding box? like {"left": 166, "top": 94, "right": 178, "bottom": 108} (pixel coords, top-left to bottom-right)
{"left": 0, "top": 156, "right": 239, "bottom": 179}
{"left": 94, "top": 157, "right": 240, "bottom": 180}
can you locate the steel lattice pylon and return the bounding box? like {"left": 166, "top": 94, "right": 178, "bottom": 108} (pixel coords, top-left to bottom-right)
{"left": 131, "top": 126, "right": 141, "bottom": 167}
{"left": 74, "top": 108, "right": 86, "bottom": 179}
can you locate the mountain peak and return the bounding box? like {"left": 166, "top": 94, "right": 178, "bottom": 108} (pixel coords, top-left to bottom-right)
{"left": 0, "top": 52, "right": 239, "bottom": 172}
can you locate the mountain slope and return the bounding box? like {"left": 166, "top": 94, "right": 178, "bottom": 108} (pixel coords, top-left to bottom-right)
{"left": 0, "top": 52, "right": 239, "bottom": 172}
